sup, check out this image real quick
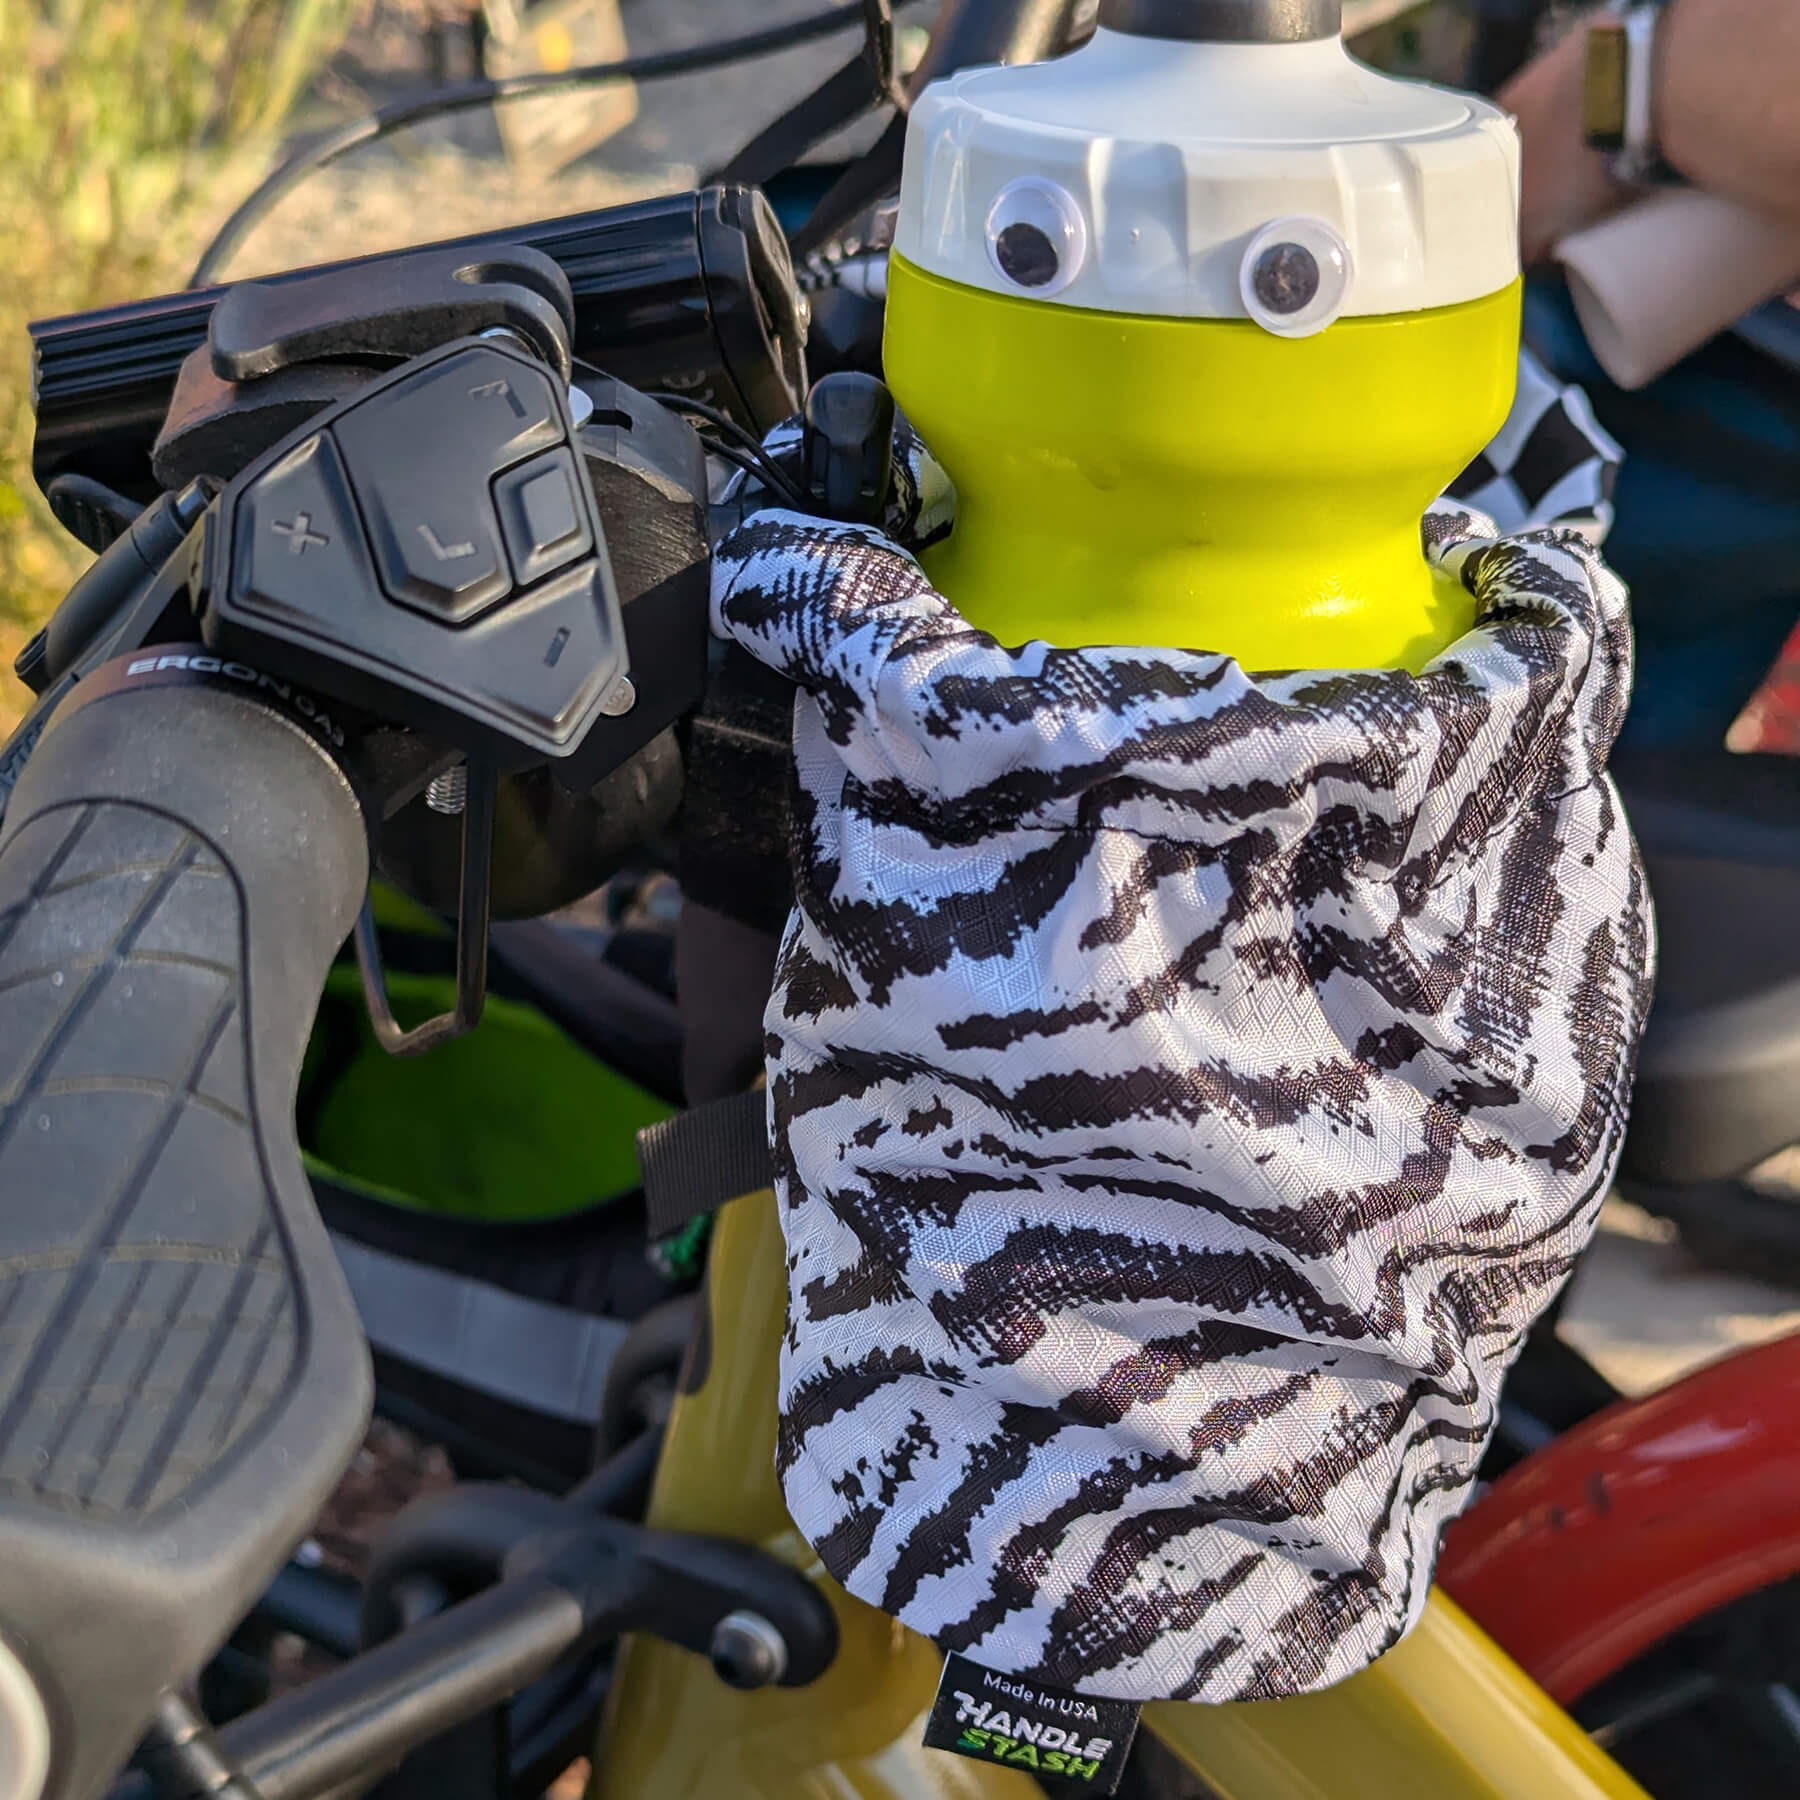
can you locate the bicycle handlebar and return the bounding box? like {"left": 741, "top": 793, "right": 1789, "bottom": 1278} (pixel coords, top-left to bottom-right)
{"left": 0, "top": 667, "right": 374, "bottom": 1800}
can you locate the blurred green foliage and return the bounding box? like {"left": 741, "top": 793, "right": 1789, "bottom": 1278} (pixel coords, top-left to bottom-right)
{"left": 0, "top": 0, "right": 361, "bottom": 717}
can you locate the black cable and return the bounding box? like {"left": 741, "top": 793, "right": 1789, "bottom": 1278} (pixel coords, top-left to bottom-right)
{"left": 643, "top": 391, "right": 775, "bottom": 460}
{"left": 705, "top": 440, "right": 808, "bottom": 511}
{"left": 789, "top": 0, "right": 1087, "bottom": 259}
{"left": 646, "top": 391, "right": 806, "bottom": 506}
{"left": 566, "top": 1427, "right": 664, "bottom": 1515}
{"left": 189, "top": 3, "right": 892, "bottom": 288}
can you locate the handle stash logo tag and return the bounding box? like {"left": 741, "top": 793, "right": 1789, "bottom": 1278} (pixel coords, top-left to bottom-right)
{"left": 922, "top": 1653, "right": 1140, "bottom": 1793}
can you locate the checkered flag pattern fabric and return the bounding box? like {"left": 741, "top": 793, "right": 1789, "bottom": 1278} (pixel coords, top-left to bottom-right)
{"left": 1448, "top": 348, "right": 1623, "bottom": 543}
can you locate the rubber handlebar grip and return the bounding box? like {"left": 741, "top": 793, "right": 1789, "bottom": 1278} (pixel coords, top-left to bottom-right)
{"left": 0, "top": 673, "right": 373, "bottom": 1800}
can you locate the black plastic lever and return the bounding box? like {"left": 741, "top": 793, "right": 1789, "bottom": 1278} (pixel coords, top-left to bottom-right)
{"left": 800, "top": 372, "right": 895, "bottom": 524}
{"left": 207, "top": 246, "right": 577, "bottom": 386}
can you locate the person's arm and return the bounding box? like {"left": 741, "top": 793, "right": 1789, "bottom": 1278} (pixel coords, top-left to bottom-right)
{"left": 1501, "top": 19, "right": 1628, "bottom": 268}
{"left": 1657, "top": 0, "right": 1800, "bottom": 223}
{"left": 1501, "top": 0, "right": 1800, "bottom": 268}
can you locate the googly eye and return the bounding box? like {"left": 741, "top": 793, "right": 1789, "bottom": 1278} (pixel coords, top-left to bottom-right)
{"left": 1239, "top": 218, "right": 1354, "bottom": 338}
{"left": 985, "top": 178, "right": 1088, "bottom": 296}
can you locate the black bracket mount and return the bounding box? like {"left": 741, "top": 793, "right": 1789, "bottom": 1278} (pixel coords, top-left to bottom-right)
{"left": 353, "top": 756, "right": 497, "bottom": 1056}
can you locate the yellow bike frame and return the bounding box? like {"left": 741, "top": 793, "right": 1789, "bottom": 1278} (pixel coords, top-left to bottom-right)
{"left": 591, "top": 1189, "right": 1651, "bottom": 1799}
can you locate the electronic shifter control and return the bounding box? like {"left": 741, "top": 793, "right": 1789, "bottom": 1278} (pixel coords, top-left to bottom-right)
{"left": 195, "top": 336, "right": 627, "bottom": 766}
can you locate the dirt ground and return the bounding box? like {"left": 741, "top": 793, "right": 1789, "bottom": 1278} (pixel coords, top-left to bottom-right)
{"left": 219, "top": 0, "right": 906, "bottom": 280}
{"left": 1564, "top": 1197, "right": 1800, "bottom": 1394}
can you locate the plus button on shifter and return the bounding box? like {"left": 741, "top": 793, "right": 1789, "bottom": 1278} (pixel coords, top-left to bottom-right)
{"left": 272, "top": 513, "right": 331, "bottom": 554}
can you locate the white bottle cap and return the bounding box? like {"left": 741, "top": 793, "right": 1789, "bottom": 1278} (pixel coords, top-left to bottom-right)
{"left": 893, "top": 26, "right": 1520, "bottom": 325}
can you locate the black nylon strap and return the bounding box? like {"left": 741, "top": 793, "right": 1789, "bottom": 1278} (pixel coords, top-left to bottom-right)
{"left": 678, "top": 642, "right": 795, "bottom": 936}
{"left": 637, "top": 1090, "right": 775, "bottom": 1237}
{"left": 789, "top": 112, "right": 907, "bottom": 261}
{"left": 710, "top": 52, "right": 883, "bottom": 189}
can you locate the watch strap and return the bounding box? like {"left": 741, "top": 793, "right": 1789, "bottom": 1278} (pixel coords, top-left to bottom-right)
{"left": 1584, "top": 1, "right": 1680, "bottom": 185}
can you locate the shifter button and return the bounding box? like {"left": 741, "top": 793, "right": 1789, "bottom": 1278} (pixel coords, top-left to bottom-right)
{"left": 234, "top": 432, "right": 375, "bottom": 624}
{"left": 462, "top": 560, "right": 624, "bottom": 748}
{"left": 334, "top": 342, "right": 567, "bottom": 623}
{"left": 363, "top": 485, "right": 509, "bottom": 623}
{"left": 336, "top": 345, "right": 561, "bottom": 475}
{"left": 495, "top": 448, "right": 591, "bottom": 587}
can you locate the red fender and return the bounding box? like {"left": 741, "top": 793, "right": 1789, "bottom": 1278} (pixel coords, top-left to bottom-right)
{"left": 1436, "top": 1330, "right": 1800, "bottom": 1705}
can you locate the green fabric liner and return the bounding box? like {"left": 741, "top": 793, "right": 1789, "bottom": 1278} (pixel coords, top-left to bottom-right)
{"left": 302, "top": 965, "right": 674, "bottom": 1222}
{"left": 367, "top": 878, "right": 452, "bottom": 939}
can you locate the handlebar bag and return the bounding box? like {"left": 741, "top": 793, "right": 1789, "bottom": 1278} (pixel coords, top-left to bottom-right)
{"left": 710, "top": 427, "right": 1653, "bottom": 1701}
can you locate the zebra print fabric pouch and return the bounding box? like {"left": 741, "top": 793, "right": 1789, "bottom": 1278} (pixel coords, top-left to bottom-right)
{"left": 707, "top": 414, "right": 1653, "bottom": 1704}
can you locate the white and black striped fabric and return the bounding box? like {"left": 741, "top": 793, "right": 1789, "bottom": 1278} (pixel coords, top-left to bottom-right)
{"left": 707, "top": 369, "right": 1650, "bottom": 1704}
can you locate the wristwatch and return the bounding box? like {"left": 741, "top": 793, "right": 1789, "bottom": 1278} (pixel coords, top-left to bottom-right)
{"left": 1583, "top": 0, "right": 1680, "bottom": 185}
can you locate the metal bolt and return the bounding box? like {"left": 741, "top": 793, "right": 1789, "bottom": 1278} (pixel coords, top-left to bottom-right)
{"left": 477, "top": 324, "right": 533, "bottom": 353}
{"left": 600, "top": 675, "right": 637, "bottom": 718}
{"left": 569, "top": 384, "right": 596, "bottom": 431}
{"left": 426, "top": 764, "right": 468, "bottom": 815}
{"left": 172, "top": 479, "right": 210, "bottom": 529}
{"left": 708, "top": 1610, "right": 787, "bottom": 1691}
